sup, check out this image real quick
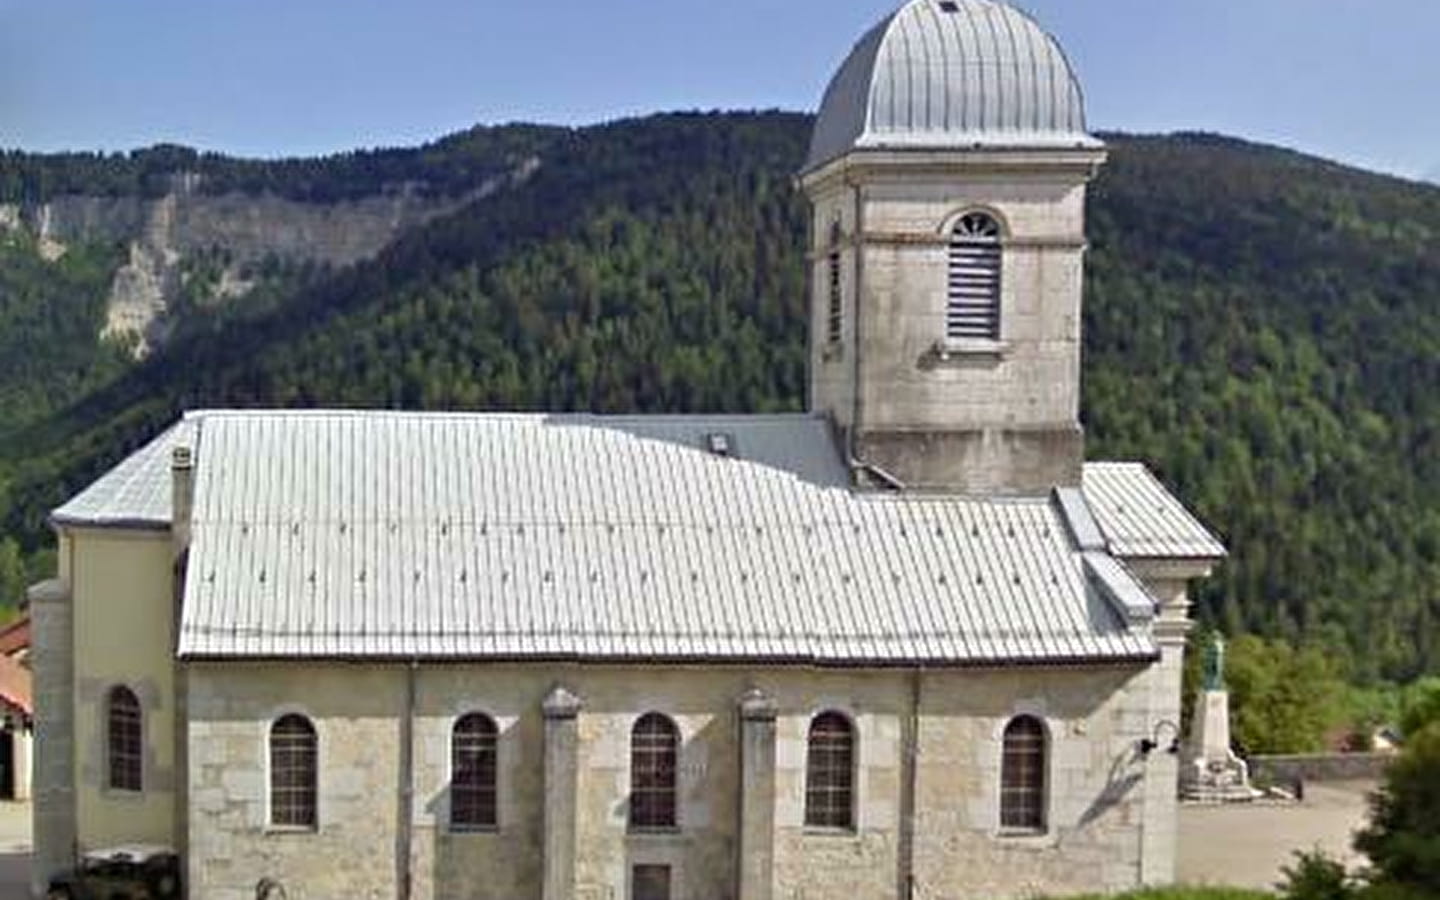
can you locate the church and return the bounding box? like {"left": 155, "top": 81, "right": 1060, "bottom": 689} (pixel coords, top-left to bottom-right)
{"left": 30, "top": 1, "right": 1226, "bottom": 898}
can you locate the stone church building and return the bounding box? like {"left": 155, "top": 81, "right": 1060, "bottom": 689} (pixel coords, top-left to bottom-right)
{"left": 31, "top": 1, "right": 1226, "bottom": 897}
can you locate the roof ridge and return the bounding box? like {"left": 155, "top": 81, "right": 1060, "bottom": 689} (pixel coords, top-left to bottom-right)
{"left": 184, "top": 409, "right": 825, "bottom": 423}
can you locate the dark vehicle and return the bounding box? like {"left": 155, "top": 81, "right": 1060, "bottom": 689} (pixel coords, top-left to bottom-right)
{"left": 46, "top": 845, "right": 181, "bottom": 900}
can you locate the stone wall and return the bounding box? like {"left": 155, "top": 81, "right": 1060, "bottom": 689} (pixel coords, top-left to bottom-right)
{"left": 185, "top": 659, "right": 1169, "bottom": 900}
{"left": 801, "top": 151, "right": 1106, "bottom": 494}
{"left": 186, "top": 665, "right": 405, "bottom": 900}
{"left": 1249, "top": 753, "right": 1394, "bottom": 785}
{"left": 911, "top": 667, "right": 1155, "bottom": 899}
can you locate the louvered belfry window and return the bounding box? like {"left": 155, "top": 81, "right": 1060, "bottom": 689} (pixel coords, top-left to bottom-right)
{"left": 826, "top": 221, "right": 844, "bottom": 345}
{"left": 804, "top": 711, "right": 855, "bottom": 829}
{"left": 270, "top": 714, "right": 318, "bottom": 828}
{"left": 451, "top": 713, "right": 499, "bottom": 830}
{"left": 1000, "top": 716, "right": 1047, "bottom": 831}
{"left": 629, "top": 713, "right": 679, "bottom": 829}
{"left": 947, "top": 211, "right": 1003, "bottom": 340}
{"left": 106, "top": 686, "right": 142, "bottom": 792}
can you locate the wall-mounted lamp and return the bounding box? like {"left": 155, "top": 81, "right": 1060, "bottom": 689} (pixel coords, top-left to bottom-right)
{"left": 1138, "top": 719, "right": 1182, "bottom": 757}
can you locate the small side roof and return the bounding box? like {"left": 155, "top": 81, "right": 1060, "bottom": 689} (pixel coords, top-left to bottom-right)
{"left": 1081, "top": 462, "right": 1226, "bottom": 560}
{"left": 51, "top": 421, "right": 196, "bottom": 530}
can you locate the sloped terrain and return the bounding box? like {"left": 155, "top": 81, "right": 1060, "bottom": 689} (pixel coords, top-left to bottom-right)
{"left": 0, "top": 114, "right": 1436, "bottom": 678}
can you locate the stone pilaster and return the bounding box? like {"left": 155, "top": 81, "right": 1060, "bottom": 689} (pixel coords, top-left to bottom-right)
{"left": 29, "top": 577, "right": 75, "bottom": 896}
{"left": 737, "top": 688, "right": 778, "bottom": 900}
{"left": 542, "top": 684, "right": 583, "bottom": 900}
{"left": 1136, "top": 570, "right": 1198, "bottom": 886}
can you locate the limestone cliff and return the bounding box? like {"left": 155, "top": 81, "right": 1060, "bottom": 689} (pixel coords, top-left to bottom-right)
{"left": 0, "top": 160, "right": 537, "bottom": 355}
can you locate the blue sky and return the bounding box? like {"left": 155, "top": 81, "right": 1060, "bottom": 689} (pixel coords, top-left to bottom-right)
{"left": 1, "top": 0, "right": 1437, "bottom": 181}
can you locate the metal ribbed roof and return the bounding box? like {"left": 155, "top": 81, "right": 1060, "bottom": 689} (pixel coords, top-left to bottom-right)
{"left": 806, "top": 0, "right": 1098, "bottom": 171}
{"left": 51, "top": 420, "right": 196, "bottom": 529}
{"left": 143, "top": 410, "right": 1156, "bottom": 663}
{"left": 52, "top": 413, "right": 1228, "bottom": 663}
{"left": 1081, "top": 463, "right": 1227, "bottom": 560}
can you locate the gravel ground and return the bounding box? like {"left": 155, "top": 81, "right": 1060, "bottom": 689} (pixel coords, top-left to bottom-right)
{"left": 1177, "top": 780, "right": 1375, "bottom": 891}
{"left": 0, "top": 801, "right": 28, "bottom": 900}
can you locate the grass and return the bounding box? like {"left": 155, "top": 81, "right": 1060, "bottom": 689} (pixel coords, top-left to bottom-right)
{"left": 1046, "top": 890, "right": 1273, "bottom": 900}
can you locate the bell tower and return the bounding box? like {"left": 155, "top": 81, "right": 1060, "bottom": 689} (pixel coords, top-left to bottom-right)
{"left": 801, "top": 0, "right": 1107, "bottom": 495}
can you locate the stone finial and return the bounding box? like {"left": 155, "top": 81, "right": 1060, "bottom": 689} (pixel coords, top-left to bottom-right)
{"left": 542, "top": 684, "right": 583, "bottom": 720}
{"left": 172, "top": 445, "right": 193, "bottom": 470}
{"left": 738, "top": 687, "right": 777, "bottom": 722}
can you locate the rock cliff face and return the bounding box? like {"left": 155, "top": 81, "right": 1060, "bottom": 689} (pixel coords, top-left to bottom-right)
{"left": 0, "top": 160, "right": 537, "bottom": 355}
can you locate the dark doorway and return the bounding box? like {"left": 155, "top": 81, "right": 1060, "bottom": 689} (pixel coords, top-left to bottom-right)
{"left": 0, "top": 730, "right": 14, "bottom": 801}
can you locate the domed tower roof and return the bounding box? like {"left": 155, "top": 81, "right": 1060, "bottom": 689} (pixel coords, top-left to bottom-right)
{"left": 805, "top": 0, "right": 1098, "bottom": 172}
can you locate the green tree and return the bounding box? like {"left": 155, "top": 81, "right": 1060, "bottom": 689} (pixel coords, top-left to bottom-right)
{"left": 0, "top": 537, "right": 24, "bottom": 613}
{"left": 1226, "top": 635, "right": 1346, "bottom": 754}
{"left": 1353, "top": 723, "right": 1440, "bottom": 896}
{"left": 1398, "top": 679, "right": 1440, "bottom": 739}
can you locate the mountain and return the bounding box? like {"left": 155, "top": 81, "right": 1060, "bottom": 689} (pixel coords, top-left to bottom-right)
{"left": 0, "top": 114, "right": 1436, "bottom": 681}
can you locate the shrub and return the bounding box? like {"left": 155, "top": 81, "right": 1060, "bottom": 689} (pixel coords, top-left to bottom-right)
{"left": 1278, "top": 849, "right": 1356, "bottom": 900}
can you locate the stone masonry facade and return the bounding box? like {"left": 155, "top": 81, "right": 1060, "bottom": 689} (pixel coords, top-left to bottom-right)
{"left": 185, "top": 658, "right": 1179, "bottom": 900}
{"left": 804, "top": 151, "right": 1105, "bottom": 496}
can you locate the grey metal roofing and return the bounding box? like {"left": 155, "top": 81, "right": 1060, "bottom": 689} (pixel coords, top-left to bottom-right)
{"left": 53, "top": 412, "right": 1225, "bottom": 664}
{"left": 1082, "top": 463, "right": 1227, "bottom": 561}
{"left": 125, "top": 410, "right": 1157, "bottom": 664}
{"left": 51, "top": 421, "right": 197, "bottom": 529}
{"left": 805, "top": 0, "right": 1098, "bottom": 172}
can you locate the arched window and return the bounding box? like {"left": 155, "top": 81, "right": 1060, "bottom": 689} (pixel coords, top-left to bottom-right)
{"left": 826, "top": 220, "right": 844, "bottom": 345}
{"left": 629, "top": 713, "right": 679, "bottom": 829}
{"left": 270, "top": 714, "right": 317, "bottom": 829}
{"left": 947, "top": 211, "right": 1002, "bottom": 341}
{"left": 451, "top": 713, "right": 498, "bottom": 830}
{"left": 1000, "top": 716, "right": 1047, "bottom": 831}
{"left": 106, "top": 686, "right": 142, "bottom": 792}
{"left": 805, "top": 711, "right": 854, "bottom": 829}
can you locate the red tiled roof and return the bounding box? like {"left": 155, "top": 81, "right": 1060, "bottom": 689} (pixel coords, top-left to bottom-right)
{"left": 0, "top": 617, "right": 29, "bottom": 657}
{"left": 0, "top": 655, "right": 30, "bottom": 717}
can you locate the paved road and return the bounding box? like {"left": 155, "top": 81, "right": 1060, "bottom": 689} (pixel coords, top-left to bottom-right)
{"left": 0, "top": 801, "right": 29, "bottom": 900}
{"left": 1177, "top": 780, "right": 1374, "bottom": 891}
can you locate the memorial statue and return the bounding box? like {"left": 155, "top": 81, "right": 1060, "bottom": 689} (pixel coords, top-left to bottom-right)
{"left": 1202, "top": 634, "right": 1226, "bottom": 691}
{"left": 1183, "top": 632, "right": 1256, "bottom": 801}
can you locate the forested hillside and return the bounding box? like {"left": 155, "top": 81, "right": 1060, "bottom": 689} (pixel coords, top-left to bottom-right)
{"left": 0, "top": 113, "right": 1436, "bottom": 681}
{"left": 0, "top": 124, "right": 558, "bottom": 203}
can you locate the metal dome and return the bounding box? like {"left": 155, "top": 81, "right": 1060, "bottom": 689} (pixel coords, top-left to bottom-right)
{"left": 805, "top": 0, "right": 1099, "bottom": 171}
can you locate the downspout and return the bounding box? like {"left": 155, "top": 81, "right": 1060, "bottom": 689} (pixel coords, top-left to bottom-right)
{"left": 899, "top": 668, "right": 922, "bottom": 899}
{"left": 396, "top": 660, "right": 418, "bottom": 900}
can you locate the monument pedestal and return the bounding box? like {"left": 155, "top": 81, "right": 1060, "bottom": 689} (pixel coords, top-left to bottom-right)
{"left": 1182, "top": 689, "right": 1258, "bottom": 802}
